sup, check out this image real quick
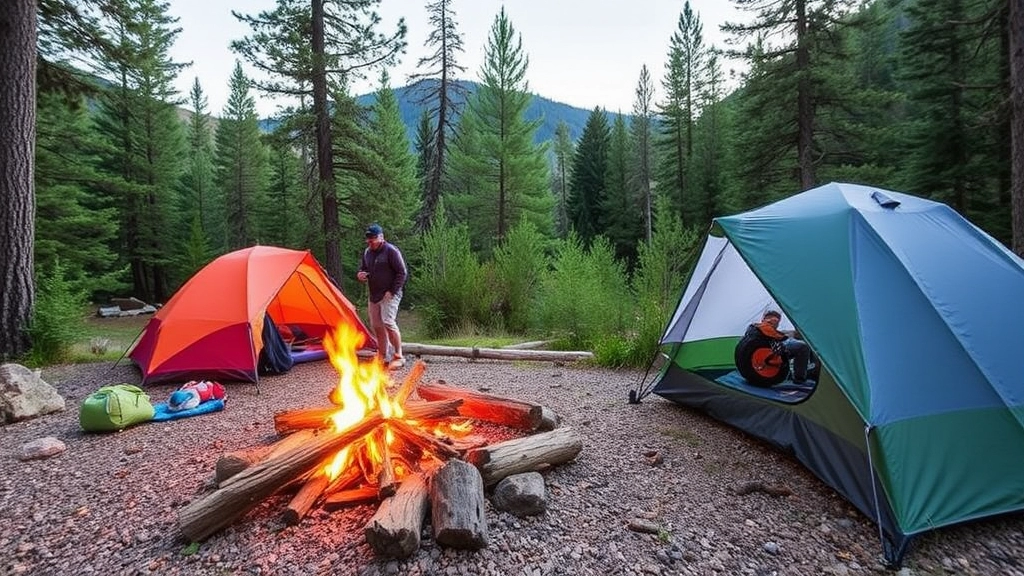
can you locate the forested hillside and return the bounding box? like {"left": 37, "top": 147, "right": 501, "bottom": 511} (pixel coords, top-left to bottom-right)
{"left": 1, "top": 0, "right": 1021, "bottom": 364}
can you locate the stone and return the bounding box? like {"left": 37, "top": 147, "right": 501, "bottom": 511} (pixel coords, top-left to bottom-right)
{"left": 18, "top": 437, "right": 66, "bottom": 461}
{"left": 0, "top": 364, "right": 65, "bottom": 424}
{"left": 491, "top": 472, "right": 547, "bottom": 517}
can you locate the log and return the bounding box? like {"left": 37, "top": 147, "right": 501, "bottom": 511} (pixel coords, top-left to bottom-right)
{"left": 376, "top": 428, "right": 397, "bottom": 498}
{"left": 416, "top": 381, "right": 544, "bottom": 430}
{"left": 215, "top": 429, "right": 318, "bottom": 484}
{"left": 323, "top": 485, "right": 380, "bottom": 508}
{"left": 178, "top": 415, "right": 384, "bottom": 541}
{"left": 282, "top": 471, "right": 330, "bottom": 525}
{"left": 394, "top": 359, "right": 426, "bottom": 405}
{"left": 501, "top": 340, "right": 553, "bottom": 350}
{"left": 464, "top": 426, "right": 583, "bottom": 486}
{"left": 388, "top": 418, "right": 462, "bottom": 460}
{"left": 273, "top": 407, "right": 335, "bottom": 435}
{"left": 401, "top": 398, "right": 463, "bottom": 421}
{"left": 403, "top": 342, "right": 592, "bottom": 362}
{"left": 431, "top": 459, "right": 488, "bottom": 549}
{"left": 364, "top": 473, "right": 430, "bottom": 558}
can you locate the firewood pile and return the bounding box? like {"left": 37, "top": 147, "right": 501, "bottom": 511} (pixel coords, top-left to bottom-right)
{"left": 176, "top": 325, "right": 583, "bottom": 558}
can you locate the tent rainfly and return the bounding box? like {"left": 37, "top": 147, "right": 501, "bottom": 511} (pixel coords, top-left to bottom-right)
{"left": 129, "top": 246, "right": 373, "bottom": 385}
{"left": 635, "top": 182, "right": 1024, "bottom": 564}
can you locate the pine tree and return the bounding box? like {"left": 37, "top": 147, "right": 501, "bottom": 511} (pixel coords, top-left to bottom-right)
{"left": 264, "top": 127, "right": 308, "bottom": 249}
{"left": 92, "top": 0, "right": 187, "bottom": 302}
{"left": 0, "top": 0, "right": 37, "bottom": 358}
{"left": 551, "top": 121, "right": 575, "bottom": 238}
{"left": 446, "top": 8, "right": 552, "bottom": 255}
{"left": 630, "top": 65, "right": 656, "bottom": 242}
{"left": 409, "top": 0, "right": 467, "bottom": 232}
{"left": 603, "top": 114, "right": 642, "bottom": 266}
{"left": 656, "top": 1, "right": 708, "bottom": 226}
{"left": 180, "top": 78, "right": 217, "bottom": 256}
{"left": 35, "top": 92, "right": 123, "bottom": 296}
{"left": 567, "top": 108, "right": 610, "bottom": 244}
{"left": 232, "top": 0, "right": 406, "bottom": 282}
{"left": 214, "top": 62, "right": 268, "bottom": 250}
{"left": 1013, "top": 0, "right": 1024, "bottom": 256}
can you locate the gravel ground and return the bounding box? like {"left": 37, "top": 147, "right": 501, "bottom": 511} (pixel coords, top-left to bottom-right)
{"left": 2, "top": 358, "right": 1023, "bottom": 576}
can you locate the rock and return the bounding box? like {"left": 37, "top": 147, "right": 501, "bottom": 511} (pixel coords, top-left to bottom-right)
{"left": 17, "top": 437, "right": 67, "bottom": 460}
{"left": 491, "top": 472, "right": 547, "bottom": 517}
{"left": 97, "top": 306, "right": 122, "bottom": 318}
{"left": 0, "top": 363, "right": 65, "bottom": 424}
{"left": 628, "top": 519, "right": 661, "bottom": 534}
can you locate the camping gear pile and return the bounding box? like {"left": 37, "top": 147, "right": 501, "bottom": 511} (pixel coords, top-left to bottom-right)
{"left": 636, "top": 182, "right": 1024, "bottom": 564}
{"left": 176, "top": 325, "right": 581, "bottom": 558}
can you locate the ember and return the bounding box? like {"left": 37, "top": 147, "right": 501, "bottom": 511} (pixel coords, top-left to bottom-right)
{"left": 176, "top": 323, "right": 584, "bottom": 558}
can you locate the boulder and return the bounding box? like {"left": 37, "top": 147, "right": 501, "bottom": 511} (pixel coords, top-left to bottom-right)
{"left": 491, "top": 472, "right": 547, "bottom": 517}
{"left": 0, "top": 363, "right": 66, "bottom": 424}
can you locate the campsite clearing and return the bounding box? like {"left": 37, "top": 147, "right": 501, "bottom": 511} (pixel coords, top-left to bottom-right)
{"left": 3, "top": 358, "right": 1023, "bottom": 575}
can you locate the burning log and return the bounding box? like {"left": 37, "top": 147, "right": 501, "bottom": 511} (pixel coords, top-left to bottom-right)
{"left": 178, "top": 415, "right": 384, "bottom": 542}
{"left": 323, "top": 486, "right": 380, "bottom": 509}
{"left": 388, "top": 418, "right": 462, "bottom": 460}
{"left": 403, "top": 342, "right": 593, "bottom": 363}
{"left": 282, "top": 469, "right": 330, "bottom": 525}
{"left": 417, "top": 381, "right": 549, "bottom": 430}
{"left": 394, "top": 359, "right": 427, "bottom": 404}
{"left": 215, "top": 429, "right": 318, "bottom": 484}
{"left": 364, "top": 473, "right": 430, "bottom": 558}
{"left": 273, "top": 408, "right": 335, "bottom": 435}
{"left": 464, "top": 426, "right": 583, "bottom": 486}
{"left": 376, "top": 428, "right": 397, "bottom": 498}
{"left": 402, "top": 398, "right": 463, "bottom": 421}
{"left": 431, "top": 459, "right": 488, "bottom": 549}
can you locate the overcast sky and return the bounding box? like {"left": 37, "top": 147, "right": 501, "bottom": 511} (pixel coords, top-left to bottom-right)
{"left": 166, "top": 0, "right": 745, "bottom": 117}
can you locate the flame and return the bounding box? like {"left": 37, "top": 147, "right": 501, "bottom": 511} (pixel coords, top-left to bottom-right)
{"left": 322, "top": 323, "right": 404, "bottom": 480}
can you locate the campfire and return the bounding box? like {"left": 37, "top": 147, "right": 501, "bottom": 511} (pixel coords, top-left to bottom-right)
{"left": 177, "top": 323, "right": 583, "bottom": 557}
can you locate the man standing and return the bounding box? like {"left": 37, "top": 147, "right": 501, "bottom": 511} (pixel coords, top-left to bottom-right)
{"left": 357, "top": 224, "right": 408, "bottom": 369}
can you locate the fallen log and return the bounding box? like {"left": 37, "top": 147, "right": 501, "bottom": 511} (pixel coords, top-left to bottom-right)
{"left": 431, "top": 459, "right": 488, "bottom": 549}
{"left": 403, "top": 342, "right": 592, "bottom": 363}
{"left": 416, "top": 381, "right": 545, "bottom": 430}
{"left": 178, "top": 415, "right": 384, "bottom": 541}
{"left": 364, "top": 473, "right": 430, "bottom": 558}
{"left": 215, "top": 429, "right": 318, "bottom": 484}
{"left": 464, "top": 426, "right": 583, "bottom": 486}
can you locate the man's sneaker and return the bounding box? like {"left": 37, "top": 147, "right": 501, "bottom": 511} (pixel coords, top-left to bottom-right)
{"left": 388, "top": 356, "right": 406, "bottom": 370}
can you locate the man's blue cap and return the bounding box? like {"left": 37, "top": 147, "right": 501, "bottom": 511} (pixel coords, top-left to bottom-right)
{"left": 365, "top": 224, "right": 383, "bottom": 238}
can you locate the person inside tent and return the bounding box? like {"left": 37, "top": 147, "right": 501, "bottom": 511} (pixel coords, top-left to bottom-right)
{"left": 742, "top": 310, "right": 812, "bottom": 384}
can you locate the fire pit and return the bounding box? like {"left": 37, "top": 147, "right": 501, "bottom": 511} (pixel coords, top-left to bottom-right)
{"left": 176, "top": 323, "right": 583, "bottom": 557}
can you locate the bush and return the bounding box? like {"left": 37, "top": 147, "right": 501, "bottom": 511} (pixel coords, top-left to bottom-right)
{"left": 536, "top": 233, "right": 632, "bottom": 350}
{"left": 416, "top": 215, "right": 492, "bottom": 337}
{"left": 492, "top": 220, "right": 547, "bottom": 333}
{"left": 27, "top": 260, "right": 88, "bottom": 365}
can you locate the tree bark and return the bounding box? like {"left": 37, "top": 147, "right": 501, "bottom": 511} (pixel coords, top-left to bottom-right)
{"left": 1011, "top": 0, "right": 1024, "bottom": 257}
{"left": 464, "top": 426, "right": 583, "bottom": 486}
{"left": 0, "top": 0, "right": 37, "bottom": 360}
{"left": 363, "top": 472, "right": 430, "bottom": 558}
{"left": 310, "top": 0, "right": 342, "bottom": 282}
{"left": 178, "top": 415, "right": 383, "bottom": 541}
{"left": 430, "top": 459, "right": 488, "bottom": 549}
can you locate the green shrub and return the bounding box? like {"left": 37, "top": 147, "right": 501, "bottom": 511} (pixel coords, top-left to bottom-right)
{"left": 27, "top": 260, "right": 88, "bottom": 365}
{"left": 416, "top": 215, "right": 492, "bottom": 337}
{"left": 492, "top": 220, "right": 546, "bottom": 333}
{"left": 536, "top": 233, "right": 632, "bottom": 350}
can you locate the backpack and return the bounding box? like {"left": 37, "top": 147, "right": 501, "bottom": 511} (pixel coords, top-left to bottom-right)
{"left": 79, "top": 384, "right": 155, "bottom": 432}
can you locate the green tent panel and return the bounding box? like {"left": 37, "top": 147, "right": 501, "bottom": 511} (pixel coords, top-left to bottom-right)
{"left": 640, "top": 183, "right": 1024, "bottom": 564}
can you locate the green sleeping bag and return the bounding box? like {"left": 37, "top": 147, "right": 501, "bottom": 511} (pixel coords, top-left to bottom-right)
{"left": 79, "top": 384, "right": 155, "bottom": 432}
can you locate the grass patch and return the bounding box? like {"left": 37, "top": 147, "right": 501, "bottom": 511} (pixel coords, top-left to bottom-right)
{"left": 74, "top": 313, "right": 149, "bottom": 362}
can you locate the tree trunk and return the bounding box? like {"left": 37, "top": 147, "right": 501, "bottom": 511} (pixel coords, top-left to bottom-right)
{"left": 0, "top": 0, "right": 37, "bottom": 360}
{"left": 311, "top": 0, "right": 342, "bottom": 282}
{"left": 1011, "top": 0, "right": 1024, "bottom": 257}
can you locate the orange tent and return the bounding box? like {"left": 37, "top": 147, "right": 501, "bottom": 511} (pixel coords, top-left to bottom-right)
{"left": 129, "top": 246, "right": 373, "bottom": 385}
